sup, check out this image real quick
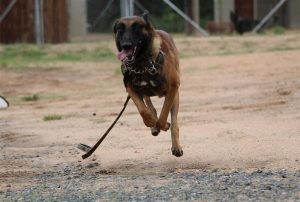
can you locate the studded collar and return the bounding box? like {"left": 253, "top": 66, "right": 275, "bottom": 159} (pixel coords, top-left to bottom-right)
{"left": 121, "top": 49, "right": 165, "bottom": 76}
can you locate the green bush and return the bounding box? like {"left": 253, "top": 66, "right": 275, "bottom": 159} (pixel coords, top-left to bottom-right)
{"left": 273, "top": 26, "right": 285, "bottom": 35}
{"left": 43, "top": 115, "right": 62, "bottom": 121}
{"left": 152, "top": 7, "right": 185, "bottom": 33}
{"left": 22, "top": 94, "right": 40, "bottom": 102}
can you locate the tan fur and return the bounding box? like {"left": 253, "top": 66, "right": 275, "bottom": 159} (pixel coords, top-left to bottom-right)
{"left": 151, "top": 34, "right": 162, "bottom": 61}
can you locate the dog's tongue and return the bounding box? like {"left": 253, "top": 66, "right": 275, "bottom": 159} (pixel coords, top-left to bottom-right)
{"left": 117, "top": 50, "right": 127, "bottom": 61}
{"left": 117, "top": 49, "right": 133, "bottom": 61}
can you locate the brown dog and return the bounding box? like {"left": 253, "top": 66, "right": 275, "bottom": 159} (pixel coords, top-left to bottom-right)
{"left": 113, "top": 11, "right": 182, "bottom": 157}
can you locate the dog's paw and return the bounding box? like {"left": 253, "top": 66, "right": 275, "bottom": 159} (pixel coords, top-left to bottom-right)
{"left": 171, "top": 145, "right": 183, "bottom": 157}
{"left": 162, "top": 122, "right": 171, "bottom": 131}
{"left": 156, "top": 121, "right": 171, "bottom": 132}
{"left": 151, "top": 127, "right": 160, "bottom": 136}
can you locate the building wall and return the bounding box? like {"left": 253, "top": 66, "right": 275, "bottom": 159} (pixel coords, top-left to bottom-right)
{"left": 214, "top": 0, "right": 234, "bottom": 23}
{"left": 255, "top": 0, "right": 277, "bottom": 20}
{"left": 68, "top": 0, "right": 87, "bottom": 37}
{"left": 214, "top": 0, "right": 300, "bottom": 29}
{"left": 0, "top": 0, "right": 69, "bottom": 44}
{"left": 288, "top": 0, "right": 300, "bottom": 28}
{"left": 255, "top": 0, "right": 293, "bottom": 28}
{"left": 235, "top": 0, "right": 254, "bottom": 19}
{"left": 0, "top": 0, "right": 35, "bottom": 43}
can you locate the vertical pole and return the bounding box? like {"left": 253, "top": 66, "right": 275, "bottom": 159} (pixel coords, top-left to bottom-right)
{"left": 120, "top": 0, "right": 125, "bottom": 17}
{"left": 40, "top": 0, "right": 44, "bottom": 43}
{"left": 34, "top": 0, "right": 43, "bottom": 44}
{"left": 121, "top": 0, "right": 134, "bottom": 17}
{"left": 220, "top": 0, "right": 223, "bottom": 23}
{"left": 129, "top": 0, "right": 134, "bottom": 16}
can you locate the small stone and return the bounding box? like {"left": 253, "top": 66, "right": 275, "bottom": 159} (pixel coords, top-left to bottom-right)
{"left": 256, "top": 169, "right": 263, "bottom": 173}
{"left": 265, "top": 185, "right": 272, "bottom": 190}
{"left": 86, "top": 162, "right": 99, "bottom": 168}
{"left": 93, "top": 113, "right": 96, "bottom": 116}
{"left": 245, "top": 182, "right": 251, "bottom": 186}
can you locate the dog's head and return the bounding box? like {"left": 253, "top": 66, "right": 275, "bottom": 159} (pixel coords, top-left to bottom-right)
{"left": 113, "top": 11, "right": 154, "bottom": 61}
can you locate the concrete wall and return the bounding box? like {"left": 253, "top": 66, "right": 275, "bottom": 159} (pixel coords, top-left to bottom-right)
{"left": 214, "top": 0, "right": 300, "bottom": 28}
{"left": 255, "top": 0, "right": 300, "bottom": 28}
{"left": 255, "top": 0, "right": 277, "bottom": 20}
{"left": 214, "top": 0, "right": 234, "bottom": 23}
{"left": 288, "top": 0, "right": 300, "bottom": 28}
{"left": 68, "top": 0, "right": 87, "bottom": 37}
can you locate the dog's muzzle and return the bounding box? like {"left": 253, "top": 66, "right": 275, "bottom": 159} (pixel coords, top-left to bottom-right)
{"left": 117, "top": 47, "right": 137, "bottom": 62}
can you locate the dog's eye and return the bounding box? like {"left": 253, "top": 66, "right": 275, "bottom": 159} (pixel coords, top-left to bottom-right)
{"left": 117, "top": 23, "right": 125, "bottom": 33}
{"left": 132, "top": 23, "right": 143, "bottom": 32}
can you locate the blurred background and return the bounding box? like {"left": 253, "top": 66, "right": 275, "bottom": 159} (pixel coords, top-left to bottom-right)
{"left": 1, "top": 0, "right": 299, "bottom": 44}
{"left": 1, "top": 1, "right": 300, "bottom": 200}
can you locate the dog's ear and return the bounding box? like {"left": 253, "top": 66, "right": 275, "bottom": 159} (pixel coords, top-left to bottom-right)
{"left": 113, "top": 20, "right": 119, "bottom": 34}
{"left": 141, "top": 10, "right": 149, "bottom": 25}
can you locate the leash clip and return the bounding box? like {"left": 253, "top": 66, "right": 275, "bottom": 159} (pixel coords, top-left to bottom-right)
{"left": 147, "top": 62, "right": 158, "bottom": 75}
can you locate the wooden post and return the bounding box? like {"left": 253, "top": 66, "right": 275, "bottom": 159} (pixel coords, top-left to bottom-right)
{"left": 185, "top": 0, "right": 200, "bottom": 35}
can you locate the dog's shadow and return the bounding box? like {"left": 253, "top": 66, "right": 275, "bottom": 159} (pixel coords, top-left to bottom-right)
{"left": 100, "top": 158, "right": 212, "bottom": 175}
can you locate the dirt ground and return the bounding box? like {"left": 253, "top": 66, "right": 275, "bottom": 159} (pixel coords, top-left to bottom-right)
{"left": 0, "top": 33, "right": 300, "bottom": 200}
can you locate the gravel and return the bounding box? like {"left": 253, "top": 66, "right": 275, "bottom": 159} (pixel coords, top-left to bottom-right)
{"left": 1, "top": 167, "right": 299, "bottom": 201}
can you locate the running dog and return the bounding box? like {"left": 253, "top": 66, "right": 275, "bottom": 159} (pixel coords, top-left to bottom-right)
{"left": 113, "top": 11, "right": 183, "bottom": 157}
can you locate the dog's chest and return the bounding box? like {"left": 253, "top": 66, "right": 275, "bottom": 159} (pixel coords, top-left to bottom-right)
{"left": 123, "top": 68, "right": 166, "bottom": 97}
{"left": 121, "top": 50, "right": 166, "bottom": 97}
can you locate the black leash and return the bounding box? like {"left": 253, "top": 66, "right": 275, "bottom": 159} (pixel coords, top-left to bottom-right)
{"left": 80, "top": 96, "right": 131, "bottom": 159}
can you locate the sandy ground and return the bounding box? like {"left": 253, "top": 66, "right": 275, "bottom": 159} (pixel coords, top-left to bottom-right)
{"left": 0, "top": 33, "right": 300, "bottom": 199}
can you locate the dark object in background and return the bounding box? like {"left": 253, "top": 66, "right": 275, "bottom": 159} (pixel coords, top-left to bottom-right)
{"left": 230, "top": 10, "right": 259, "bottom": 35}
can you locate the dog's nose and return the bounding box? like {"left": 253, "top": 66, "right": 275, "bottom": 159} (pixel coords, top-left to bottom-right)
{"left": 121, "top": 43, "right": 133, "bottom": 50}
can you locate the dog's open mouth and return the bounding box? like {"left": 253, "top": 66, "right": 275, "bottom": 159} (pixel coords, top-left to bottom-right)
{"left": 117, "top": 47, "right": 137, "bottom": 61}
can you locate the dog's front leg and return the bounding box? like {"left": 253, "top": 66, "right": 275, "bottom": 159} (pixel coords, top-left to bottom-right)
{"left": 156, "top": 83, "right": 179, "bottom": 131}
{"left": 144, "top": 96, "right": 171, "bottom": 136}
{"left": 126, "top": 86, "right": 156, "bottom": 127}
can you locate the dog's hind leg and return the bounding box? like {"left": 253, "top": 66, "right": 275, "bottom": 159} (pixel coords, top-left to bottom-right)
{"left": 170, "top": 91, "right": 183, "bottom": 157}
{"left": 126, "top": 87, "right": 156, "bottom": 127}
{"left": 144, "top": 96, "right": 170, "bottom": 136}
